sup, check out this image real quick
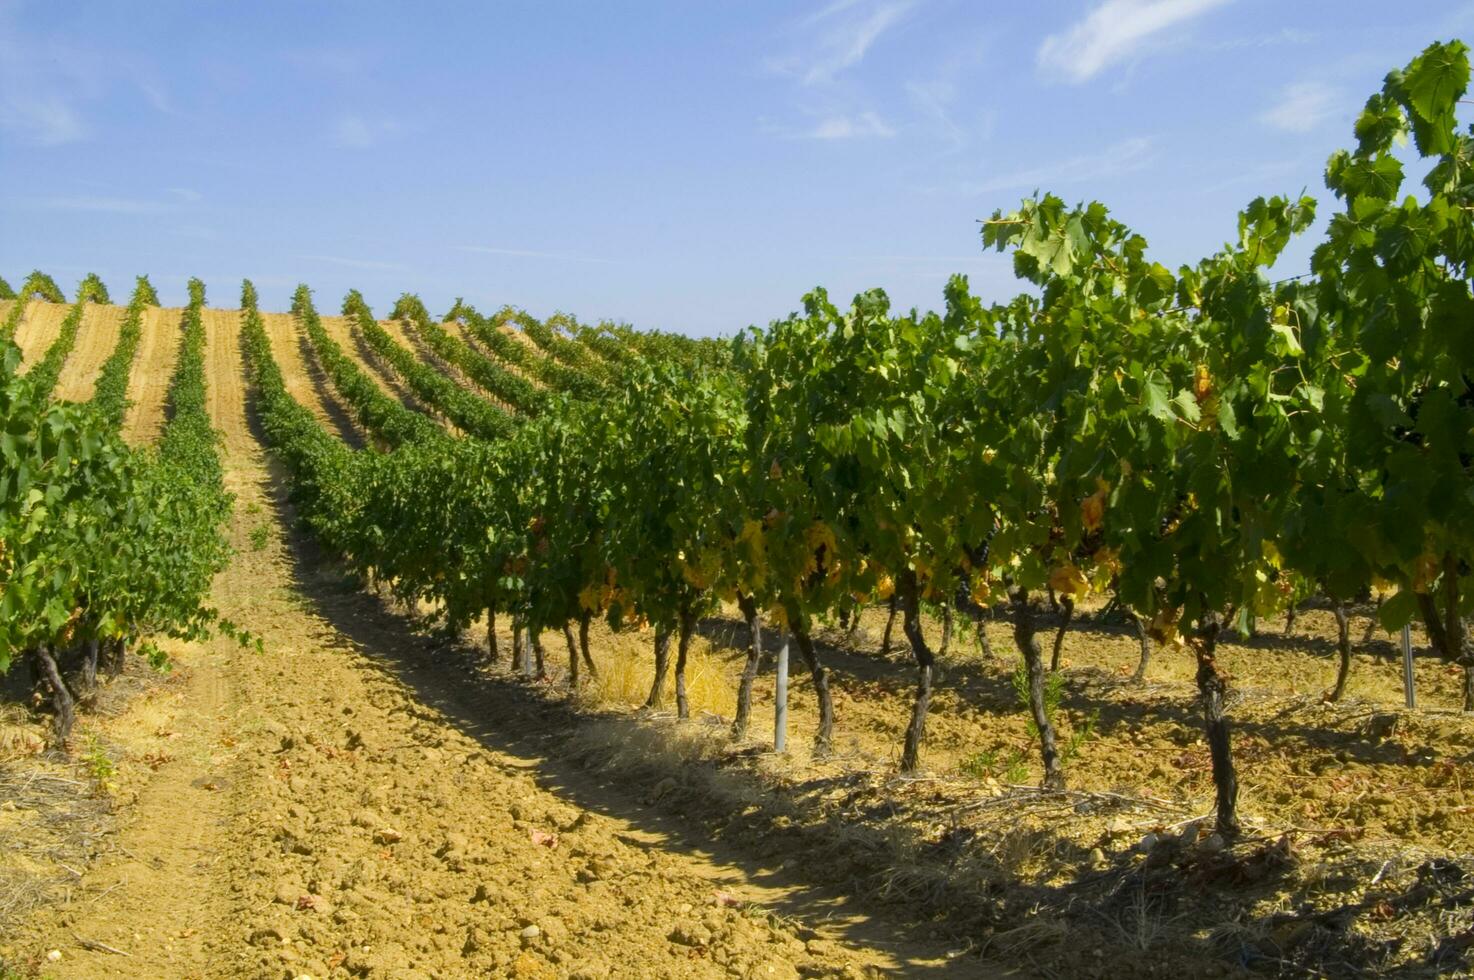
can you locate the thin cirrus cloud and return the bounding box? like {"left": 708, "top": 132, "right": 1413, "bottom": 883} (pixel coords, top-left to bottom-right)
{"left": 765, "top": 0, "right": 915, "bottom": 85}
{"left": 31, "top": 194, "right": 175, "bottom": 214}
{"left": 801, "top": 0, "right": 915, "bottom": 84}
{"left": 0, "top": 93, "right": 86, "bottom": 146}
{"left": 1259, "top": 81, "right": 1338, "bottom": 133}
{"left": 293, "top": 254, "right": 410, "bottom": 272}
{"left": 1038, "top": 0, "right": 1233, "bottom": 83}
{"left": 329, "top": 114, "right": 402, "bottom": 149}
{"left": 807, "top": 111, "right": 896, "bottom": 140}
{"left": 453, "top": 245, "right": 615, "bottom": 265}
{"left": 961, "top": 136, "right": 1155, "bottom": 195}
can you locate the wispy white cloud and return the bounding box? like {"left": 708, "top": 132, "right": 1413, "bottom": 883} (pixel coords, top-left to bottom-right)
{"left": 806, "top": 111, "right": 895, "bottom": 140}
{"left": 330, "top": 114, "right": 402, "bottom": 148}
{"left": 1259, "top": 82, "right": 1338, "bottom": 133}
{"left": 961, "top": 136, "right": 1155, "bottom": 195}
{"left": 0, "top": 8, "right": 175, "bottom": 145}
{"left": 453, "top": 245, "right": 614, "bottom": 265}
{"left": 0, "top": 93, "right": 86, "bottom": 145}
{"left": 294, "top": 254, "right": 409, "bottom": 272}
{"left": 1195, "top": 27, "right": 1314, "bottom": 52}
{"left": 21, "top": 187, "right": 204, "bottom": 214}
{"left": 284, "top": 45, "right": 376, "bottom": 77}
{"left": 767, "top": 0, "right": 915, "bottom": 85}
{"left": 1197, "top": 158, "right": 1304, "bottom": 194}
{"left": 805, "top": 0, "right": 914, "bottom": 84}
{"left": 33, "top": 195, "right": 169, "bottom": 214}
{"left": 1038, "top": 0, "right": 1233, "bottom": 83}
{"left": 905, "top": 79, "right": 964, "bottom": 146}
{"left": 847, "top": 254, "right": 995, "bottom": 263}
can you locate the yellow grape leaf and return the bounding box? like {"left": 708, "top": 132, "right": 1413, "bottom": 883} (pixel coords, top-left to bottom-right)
{"left": 1048, "top": 564, "right": 1090, "bottom": 600}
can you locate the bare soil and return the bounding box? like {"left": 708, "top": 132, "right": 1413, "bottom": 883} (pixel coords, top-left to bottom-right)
{"left": 8, "top": 300, "right": 68, "bottom": 370}
{"left": 52, "top": 303, "right": 125, "bottom": 403}
{"left": 122, "top": 306, "right": 183, "bottom": 446}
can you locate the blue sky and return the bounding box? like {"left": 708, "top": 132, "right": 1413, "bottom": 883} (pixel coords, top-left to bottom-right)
{"left": 1, "top": 1, "right": 1469, "bottom": 336}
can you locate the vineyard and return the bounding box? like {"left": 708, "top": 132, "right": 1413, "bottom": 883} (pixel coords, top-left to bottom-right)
{"left": 0, "top": 40, "right": 1472, "bottom": 979}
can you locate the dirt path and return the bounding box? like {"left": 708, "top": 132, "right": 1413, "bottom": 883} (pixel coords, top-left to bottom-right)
{"left": 53, "top": 304, "right": 125, "bottom": 403}
{"left": 122, "top": 306, "right": 182, "bottom": 446}
{"left": 12, "top": 303, "right": 970, "bottom": 978}
{"left": 9, "top": 300, "right": 68, "bottom": 370}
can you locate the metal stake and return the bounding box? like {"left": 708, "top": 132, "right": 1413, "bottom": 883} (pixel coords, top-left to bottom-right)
{"left": 774, "top": 634, "right": 789, "bottom": 753}
{"left": 1401, "top": 622, "right": 1415, "bottom": 710}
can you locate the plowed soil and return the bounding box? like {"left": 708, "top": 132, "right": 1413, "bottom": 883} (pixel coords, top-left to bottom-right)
{"left": 52, "top": 304, "right": 125, "bottom": 403}
{"left": 121, "top": 306, "right": 182, "bottom": 446}
{"left": 8, "top": 300, "right": 68, "bottom": 370}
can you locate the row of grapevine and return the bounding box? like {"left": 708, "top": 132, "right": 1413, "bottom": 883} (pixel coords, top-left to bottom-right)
{"left": 447, "top": 301, "right": 604, "bottom": 399}
{"left": 343, "top": 291, "right": 516, "bottom": 439}
{"left": 518, "top": 311, "right": 613, "bottom": 382}
{"left": 243, "top": 41, "right": 1469, "bottom": 841}
{"left": 292, "top": 286, "right": 442, "bottom": 448}
{"left": 0, "top": 276, "right": 235, "bottom": 742}
{"left": 25, "top": 274, "right": 111, "bottom": 401}
{"left": 90, "top": 276, "right": 161, "bottom": 431}
{"left": 393, "top": 294, "right": 550, "bottom": 417}
{"left": 0, "top": 271, "right": 67, "bottom": 341}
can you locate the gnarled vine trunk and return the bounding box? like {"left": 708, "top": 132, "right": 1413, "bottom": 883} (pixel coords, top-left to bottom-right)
{"left": 1443, "top": 557, "right": 1472, "bottom": 713}
{"left": 532, "top": 630, "right": 546, "bottom": 679}
{"left": 1129, "top": 611, "right": 1151, "bottom": 683}
{"left": 791, "top": 625, "right": 833, "bottom": 755}
{"left": 102, "top": 637, "right": 127, "bottom": 678}
{"left": 563, "top": 624, "right": 580, "bottom": 689}
{"left": 674, "top": 605, "right": 695, "bottom": 720}
{"left": 645, "top": 628, "right": 672, "bottom": 709}
{"left": 1329, "top": 604, "right": 1352, "bottom": 702}
{"left": 898, "top": 570, "right": 935, "bottom": 773}
{"left": 1419, "top": 592, "right": 1452, "bottom": 659}
{"left": 79, "top": 636, "right": 100, "bottom": 703}
{"left": 36, "top": 645, "right": 75, "bottom": 747}
{"left": 578, "top": 613, "right": 597, "bottom": 678}
{"left": 1190, "top": 621, "right": 1239, "bottom": 837}
{"left": 1012, "top": 592, "right": 1063, "bottom": 789}
{"left": 880, "top": 596, "right": 899, "bottom": 656}
{"left": 486, "top": 604, "right": 499, "bottom": 663}
{"left": 975, "top": 617, "right": 995, "bottom": 660}
{"left": 732, "top": 593, "right": 762, "bottom": 740}
{"left": 939, "top": 605, "right": 953, "bottom": 658}
{"left": 1049, "top": 595, "right": 1074, "bottom": 672}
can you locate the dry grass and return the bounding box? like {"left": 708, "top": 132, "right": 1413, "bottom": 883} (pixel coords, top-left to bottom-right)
{"left": 0, "top": 705, "right": 45, "bottom": 762}
{"left": 581, "top": 628, "right": 737, "bottom": 720}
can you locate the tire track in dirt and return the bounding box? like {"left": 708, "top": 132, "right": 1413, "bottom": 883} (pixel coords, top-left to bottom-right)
{"left": 122, "top": 307, "right": 182, "bottom": 446}
{"left": 53, "top": 304, "right": 125, "bottom": 403}
{"left": 9, "top": 300, "right": 68, "bottom": 370}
